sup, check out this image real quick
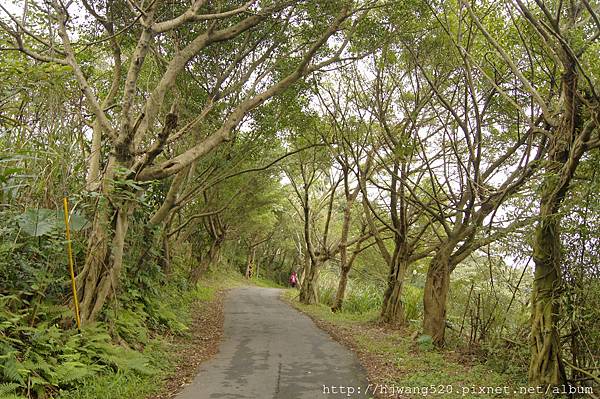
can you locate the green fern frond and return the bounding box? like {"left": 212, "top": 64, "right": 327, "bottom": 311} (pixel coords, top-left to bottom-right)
{"left": 53, "top": 361, "right": 100, "bottom": 385}
{"left": 1, "top": 358, "right": 24, "bottom": 384}
{"left": 0, "top": 382, "right": 20, "bottom": 396}
{"left": 95, "top": 346, "right": 154, "bottom": 376}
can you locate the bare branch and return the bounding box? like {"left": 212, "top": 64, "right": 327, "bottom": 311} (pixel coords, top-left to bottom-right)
{"left": 151, "top": 0, "right": 257, "bottom": 33}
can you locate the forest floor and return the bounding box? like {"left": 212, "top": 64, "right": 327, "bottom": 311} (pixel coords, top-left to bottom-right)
{"left": 282, "top": 289, "right": 539, "bottom": 399}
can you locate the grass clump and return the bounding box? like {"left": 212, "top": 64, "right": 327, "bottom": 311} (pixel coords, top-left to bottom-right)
{"left": 251, "top": 276, "right": 285, "bottom": 288}
{"left": 57, "top": 370, "right": 158, "bottom": 399}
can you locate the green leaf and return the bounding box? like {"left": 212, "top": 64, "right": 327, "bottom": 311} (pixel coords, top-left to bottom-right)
{"left": 0, "top": 383, "right": 20, "bottom": 396}
{"left": 2, "top": 357, "right": 24, "bottom": 384}
{"left": 17, "top": 209, "right": 57, "bottom": 237}
{"left": 57, "top": 211, "right": 89, "bottom": 232}
{"left": 17, "top": 208, "right": 89, "bottom": 236}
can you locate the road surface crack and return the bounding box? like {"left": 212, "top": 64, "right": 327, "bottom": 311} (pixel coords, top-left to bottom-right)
{"left": 275, "top": 361, "right": 282, "bottom": 397}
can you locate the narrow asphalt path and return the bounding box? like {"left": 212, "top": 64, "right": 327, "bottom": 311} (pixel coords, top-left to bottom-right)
{"left": 176, "top": 286, "right": 369, "bottom": 399}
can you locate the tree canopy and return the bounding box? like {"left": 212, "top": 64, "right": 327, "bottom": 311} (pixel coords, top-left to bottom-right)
{"left": 1, "top": 0, "right": 599, "bottom": 397}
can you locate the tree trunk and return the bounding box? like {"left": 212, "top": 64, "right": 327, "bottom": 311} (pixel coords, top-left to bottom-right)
{"left": 148, "top": 167, "right": 189, "bottom": 226}
{"left": 380, "top": 247, "right": 409, "bottom": 325}
{"left": 131, "top": 167, "right": 190, "bottom": 275}
{"left": 379, "top": 160, "right": 410, "bottom": 325}
{"left": 86, "top": 122, "right": 102, "bottom": 191}
{"left": 189, "top": 254, "right": 208, "bottom": 285}
{"left": 331, "top": 180, "right": 358, "bottom": 312}
{"left": 299, "top": 251, "right": 309, "bottom": 288}
{"left": 77, "top": 157, "right": 132, "bottom": 324}
{"left": 381, "top": 280, "right": 405, "bottom": 324}
{"left": 300, "top": 259, "right": 320, "bottom": 304}
{"left": 423, "top": 250, "right": 451, "bottom": 346}
{"left": 529, "top": 214, "right": 565, "bottom": 386}
{"left": 190, "top": 236, "right": 223, "bottom": 284}
{"left": 78, "top": 200, "right": 130, "bottom": 324}
{"left": 332, "top": 265, "right": 350, "bottom": 312}
{"left": 160, "top": 227, "right": 171, "bottom": 274}
{"left": 245, "top": 247, "right": 256, "bottom": 279}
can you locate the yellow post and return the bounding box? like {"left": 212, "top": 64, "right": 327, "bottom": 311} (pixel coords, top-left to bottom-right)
{"left": 63, "top": 197, "right": 81, "bottom": 329}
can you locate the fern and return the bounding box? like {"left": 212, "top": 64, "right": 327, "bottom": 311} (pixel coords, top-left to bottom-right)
{"left": 0, "top": 383, "right": 19, "bottom": 396}
{"left": 28, "top": 375, "right": 50, "bottom": 397}
{"left": 22, "top": 354, "right": 53, "bottom": 376}
{"left": 114, "top": 308, "right": 148, "bottom": 345}
{"left": 95, "top": 346, "right": 154, "bottom": 376}
{"left": 53, "top": 362, "right": 101, "bottom": 386}
{"left": 1, "top": 357, "right": 24, "bottom": 384}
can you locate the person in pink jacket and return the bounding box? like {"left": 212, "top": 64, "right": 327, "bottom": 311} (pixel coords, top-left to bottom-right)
{"left": 289, "top": 271, "right": 298, "bottom": 288}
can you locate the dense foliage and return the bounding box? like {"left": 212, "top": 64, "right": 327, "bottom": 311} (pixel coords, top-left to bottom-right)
{"left": 1, "top": 0, "right": 599, "bottom": 397}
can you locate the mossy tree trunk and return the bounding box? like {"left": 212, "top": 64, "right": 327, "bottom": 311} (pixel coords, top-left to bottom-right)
{"left": 422, "top": 248, "right": 452, "bottom": 346}
{"left": 529, "top": 212, "right": 565, "bottom": 386}
{"left": 528, "top": 65, "right": 581, "bottom": 387}
{"left": 77, "top": 157, "right": 133, "bottom": 324}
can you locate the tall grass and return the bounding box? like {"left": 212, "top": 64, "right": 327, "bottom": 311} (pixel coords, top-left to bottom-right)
{"left": 402, "top": 284, "right": 423, "bottom": 321}
{"left": 343, "top": 283, "right": 383, "bottom": 314}
{"left": 316, "top": 269, "right": 423, "bottom": 318}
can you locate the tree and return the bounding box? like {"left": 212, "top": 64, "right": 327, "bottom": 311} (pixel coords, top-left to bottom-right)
{"left": 1, "top": 0, "right": 358, "bottom": 322}
{"left": 462, "top": 0, "right": 600, "bottom": 385}
{"left": 313, "top": 74, "right": 373, "bottom": 312}
{"left": 285, "top": 138, "right": 338, "bottom": 304}
{"left": 389, "top": 0, "right": 546, "bottom": 345}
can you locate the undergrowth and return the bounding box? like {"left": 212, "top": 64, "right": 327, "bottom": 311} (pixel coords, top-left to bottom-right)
{"left": 0, "top": 209, "right": 232, "bottom": 399}
{"left": 0, "top": 297, "right": 163, "bottom": 399}
{"left": 311, "top": 266, "right": 535, "bottom": 385}
{"left": 316, "top": 270, "right": 423, "bottom": 320}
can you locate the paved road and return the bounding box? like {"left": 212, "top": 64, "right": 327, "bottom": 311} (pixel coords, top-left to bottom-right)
{"left": 176, "top": 286, "right": 369, "bottom": 399}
